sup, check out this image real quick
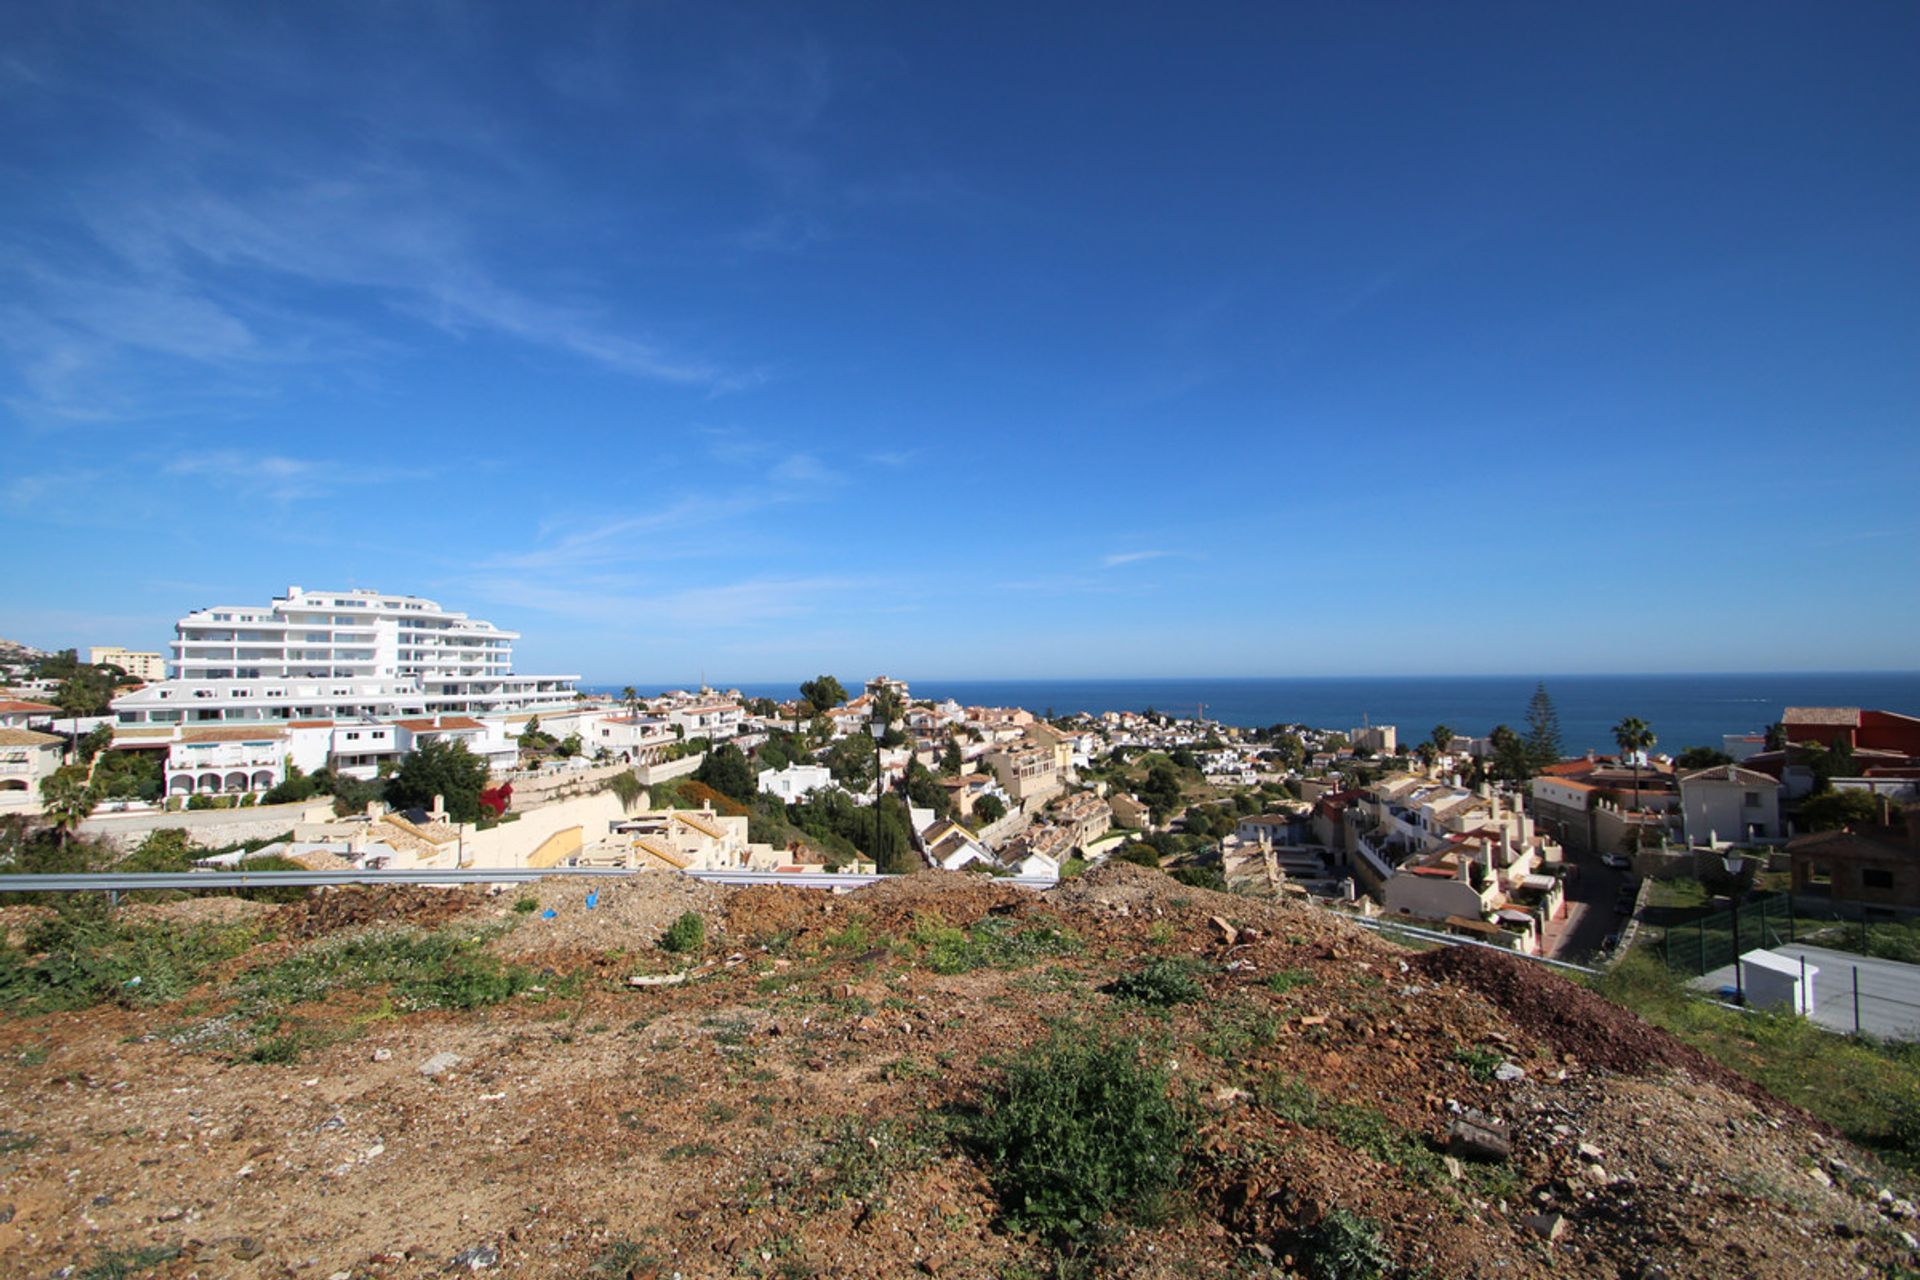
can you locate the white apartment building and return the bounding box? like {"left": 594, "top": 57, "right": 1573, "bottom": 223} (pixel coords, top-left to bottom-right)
{"left": 111, "top": 587, "right": 580, "bottom": 726}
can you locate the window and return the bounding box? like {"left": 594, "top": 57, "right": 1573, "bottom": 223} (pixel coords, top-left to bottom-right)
{"left": 1864, "top": 869, "right": 1895, "bottom": 891}
{"left": 1743, "top": 791, "right": 1761, "bottom": 809}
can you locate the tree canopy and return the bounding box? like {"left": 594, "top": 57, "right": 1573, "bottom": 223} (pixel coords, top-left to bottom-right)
{"left": 693, "top": 743, "right": 756, "bottom": 804}
{"left": 799, "top": 675, "right": 848, "bottom": 712}
{"left": 1675, "top": 746, "right": 1735, "bottom": 771}
{"left": 1799, "top": 789, "right": 1885, "bottom": 832}
{"left": 1525, "top": 684, "right": 1563, "bottom": 768}
{"left": 384, "top": 738, "right": 491, "bottom": 823}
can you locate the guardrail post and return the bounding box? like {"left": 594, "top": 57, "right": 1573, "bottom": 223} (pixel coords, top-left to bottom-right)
{"left": 1854, "top": 966, "right": 1862, "bottom": 1036}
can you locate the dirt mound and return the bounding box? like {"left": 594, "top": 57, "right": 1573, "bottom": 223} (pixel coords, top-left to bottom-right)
{"left": 1047, "top": 859, "right": 1232, "bottom": 915}
{"left": 1412, "top": 945, "right": 1828, "bottom": 1127}
{"left": 490, "top": 872, "right": 727, "bottom": 957}
{"left": 270, "top": 885, "right": 480, "bottom": 940}
{"left": 841, "top": 870, "right": 1032, "bottom": 928}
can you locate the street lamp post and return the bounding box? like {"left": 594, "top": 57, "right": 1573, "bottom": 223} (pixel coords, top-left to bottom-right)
{"left": 1723, "top": 850, "right": 1750, "bottom": 1003}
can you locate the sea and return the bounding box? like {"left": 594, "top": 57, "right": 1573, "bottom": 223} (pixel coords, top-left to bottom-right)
{"left": 588, "top": 672, "right": 1920, "bottom": 756}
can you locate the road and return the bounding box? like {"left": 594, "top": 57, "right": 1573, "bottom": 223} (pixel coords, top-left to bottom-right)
{"left": 1544, "top": 853, "right": 1630, "bottom": 962}
{"left": 76, "top": 800, "right": 318, "bottom": 843}
{"left": 1696, "top": 943, "right": 1920, "bottom": 1040}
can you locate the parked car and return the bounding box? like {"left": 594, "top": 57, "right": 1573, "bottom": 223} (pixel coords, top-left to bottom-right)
{"left": 1600, "top": 853, "right": 1631, "bottom": 870}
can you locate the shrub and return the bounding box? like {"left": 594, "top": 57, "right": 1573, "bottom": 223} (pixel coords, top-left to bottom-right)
{"left": 1294, "top": 1208, "right": 1391, "bottom": 1280}
{"left": 238, "top": 928, "right": 532, "bottom": 1013}
{"left": 0, "top": 917, "right": 266, "bottom": 1014}
{"left": 910, "top": 914, "right": 1080, "bottom": 974}
{"left": 513, "top": 896, "right": 540, "bottom": 914}
{"left": 965, "top": 1026, "right": 1188, "bottom": 1244}
{"left": 1106, "top": 957, "right": 1205, "bottom": 1006}
{"left": 659, "top": 910, "right": 706, "bottom": 955}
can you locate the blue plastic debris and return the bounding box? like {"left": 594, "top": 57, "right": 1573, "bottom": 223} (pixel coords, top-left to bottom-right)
{"left": 585, "top": 891, "right": 599, "bottom": 910}
{"left": 541, "top": 908, "right": 557, "bottom": 919}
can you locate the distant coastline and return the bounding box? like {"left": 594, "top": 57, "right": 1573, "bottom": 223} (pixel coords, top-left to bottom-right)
{"left": 586, "top": 672, "right": 1920, "bottom": 756}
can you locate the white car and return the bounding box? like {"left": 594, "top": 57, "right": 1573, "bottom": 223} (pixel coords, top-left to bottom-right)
{"left": 1600, "top": 853, "right": 1631, "bottom": 870}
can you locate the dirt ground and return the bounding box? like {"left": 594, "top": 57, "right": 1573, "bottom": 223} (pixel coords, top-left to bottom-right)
{"left": 1, "top": 865, "right": 1914, "bottom": 1278}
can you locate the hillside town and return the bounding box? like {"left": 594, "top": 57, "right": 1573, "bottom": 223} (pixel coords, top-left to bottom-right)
{"left": 7, "top": 593, "right": 1920, "bottom": 1277}
{"left": 5, "top": 587, "right": 1919, "bottom": 972}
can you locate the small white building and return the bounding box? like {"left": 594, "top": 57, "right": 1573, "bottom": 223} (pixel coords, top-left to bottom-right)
{"left": 1678, "top": 764, "right": 1783, "bottom": 847}
{"left": 759, "top": 763, "right": 834, "bottom": 803}
{"left": 667, "top": 701, "right": 745, "bottom": 740}
{"left": 0, "top": 727, "right": 65, "bottom": 810}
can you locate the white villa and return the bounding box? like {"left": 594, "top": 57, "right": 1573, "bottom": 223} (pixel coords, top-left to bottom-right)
{"left": 759, "top": 763, "right": 835, "bottom": 802}
{"left": 111, "top": 586, "right": 580, "bottom": 726}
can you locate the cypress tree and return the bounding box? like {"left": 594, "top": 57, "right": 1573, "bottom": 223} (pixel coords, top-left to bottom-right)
{"left": 1524, "top": 683, "right": 1563, "bottom": 768}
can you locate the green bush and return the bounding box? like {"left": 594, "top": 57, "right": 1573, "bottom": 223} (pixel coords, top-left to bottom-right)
{"left": 513, "top": 896, "right": 540, "bottom": 914}
{"left": 910, "top": 913, "right": 1081, "bottom": 974}
{"left": 1106, "top": 957, "right": 1205, "bottom": 1006}
{"left": 0, "top": 916, "right": 266, "bottom": 1013}
{"left": 1295, "top": 1209, "right": 1391, "bottom": 1280}
{"left": 965, "top": 1026, "right": 1188, "bottom": 1244}
{"left": 659, "top": 910, "right": 706, "bottom": 955}
{"left": 238, "top": 927, "right": 533, "bottom": 1013}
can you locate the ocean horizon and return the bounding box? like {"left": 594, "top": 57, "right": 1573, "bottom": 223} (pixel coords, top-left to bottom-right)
{"left": 586, "top": 671, "right": 1920, "bottom": 757}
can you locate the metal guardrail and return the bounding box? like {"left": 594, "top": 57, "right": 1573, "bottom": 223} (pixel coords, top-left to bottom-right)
{"left": 1349, "top": 914, "right": 1600, "bottom": 975}
{"left": 0, "top": 868, "right": 1061, "bottom": 893}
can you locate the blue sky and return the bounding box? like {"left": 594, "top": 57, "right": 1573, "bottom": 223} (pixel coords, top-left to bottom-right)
{"left": 2, "top": 2, "right": 1916, "bottom": 684}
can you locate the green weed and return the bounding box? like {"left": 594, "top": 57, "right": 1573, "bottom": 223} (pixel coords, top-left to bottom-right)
{"left": 77, "top": 1246, "right": 183, "bottom": 1280}
{"left": 1450, "top": 1044, "right": 1504, "bottom": 1083}
{"left": 1294, "top": 1208, "right": 1391, "bottom": 1280}
{"left": 0, "top": 917, "right": 265, "bottom": 1013}
{"left": 910, "top": 914, "right": 1081, "bottom": 974}
{"left": 1265, "top": 968, "right": 1314, "bottom": 995}
{"left": 963, "top": 1025, "right": 1188, "bottom": 1245}
{"left": 238, "top": 926, "right": 534, "bottom": 1014}
{"left": 659, "top": 910, "right": 706, "bottom": 955}
{"left": 1106, "top": 957, "right": 1206, "bottom": 1007}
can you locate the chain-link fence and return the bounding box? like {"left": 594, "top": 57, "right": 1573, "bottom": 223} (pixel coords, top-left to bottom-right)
{"left": 1655, "top": 892, "right": 1798, "bottom": 977}
{"left": 1655, "top": 891, "right": 1920, "bottom": 1039}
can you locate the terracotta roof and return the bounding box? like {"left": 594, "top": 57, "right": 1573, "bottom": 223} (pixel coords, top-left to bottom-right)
{"left": 1784, "top": 707, "right": 1861, "bottom": 727}
{"left": 0, "top": 699, "right": 58, "bottom": 715}
{"left": 0, "top": 727, "right": 62, "bottom": 746}
{"left": 178, "top": 726, "right": 288, "bottom": 743}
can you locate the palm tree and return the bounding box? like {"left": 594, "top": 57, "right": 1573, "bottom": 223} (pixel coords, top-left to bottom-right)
{"left": 621, "top": 685, "right": 640, "bottom": 725}
{"left": 1611, "top": 717, "right": 1657, "bottom": 812}
{"left": 39, "top": 769, "right": 98, "bottom": 848}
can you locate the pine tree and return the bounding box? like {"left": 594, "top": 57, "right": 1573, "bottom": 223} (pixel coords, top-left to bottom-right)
{"left": 1524, "top": 683, "right": 1563, "bottom": 768}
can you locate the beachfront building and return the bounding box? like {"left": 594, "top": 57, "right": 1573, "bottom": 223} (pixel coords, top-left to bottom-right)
{"left": 110, "top": 586, "right": 580, "bottom": 726}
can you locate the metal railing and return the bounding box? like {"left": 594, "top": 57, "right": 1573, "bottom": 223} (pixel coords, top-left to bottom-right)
{"left": 0, "top": 867, "right": 1061, "bottom": 894}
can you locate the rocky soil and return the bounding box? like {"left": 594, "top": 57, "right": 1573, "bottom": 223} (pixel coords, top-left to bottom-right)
{"left": 1, "top": 864, "right": 1915, "bottom": 1278}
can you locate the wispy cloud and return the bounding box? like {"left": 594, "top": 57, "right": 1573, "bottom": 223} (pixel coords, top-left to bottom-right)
{"left": 1102, "top": 550, "right": 1173, "bottom": 568}
{"left": 0, "top": 19, "right": 749, "bottom": 425}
